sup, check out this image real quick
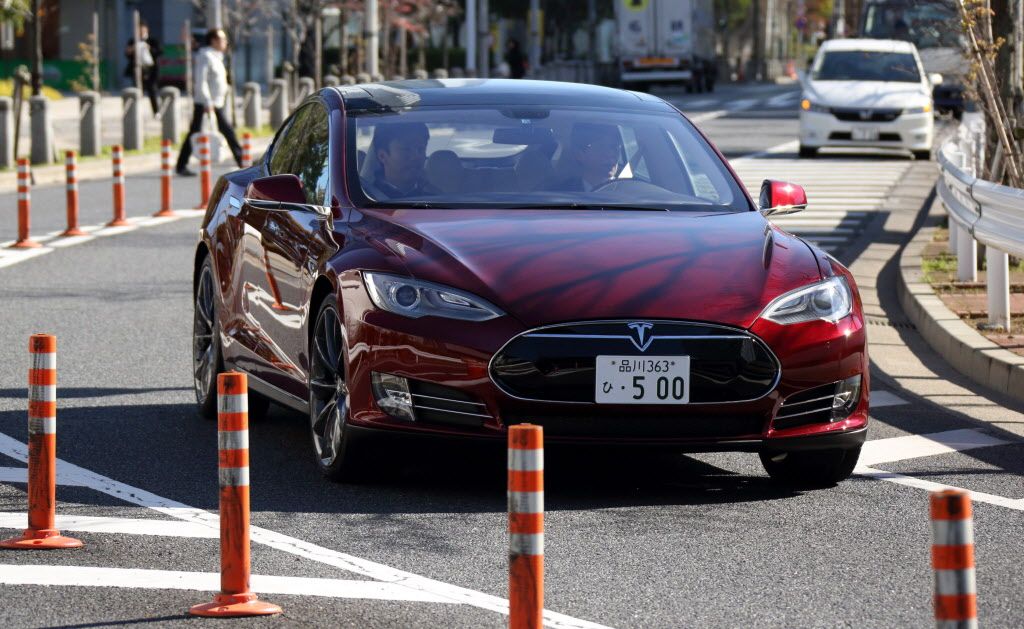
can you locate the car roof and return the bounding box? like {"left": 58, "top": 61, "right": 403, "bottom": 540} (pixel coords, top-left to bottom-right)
{"left": 333, "top": 78, "right": 676, "bottom": 113}
{"left": 819, "top": 38, "right": 918, "bottom": 54}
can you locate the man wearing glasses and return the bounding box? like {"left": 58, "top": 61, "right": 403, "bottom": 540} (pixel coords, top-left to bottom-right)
{"left": 553, "top": 122, "right": 624, "bottom": 192}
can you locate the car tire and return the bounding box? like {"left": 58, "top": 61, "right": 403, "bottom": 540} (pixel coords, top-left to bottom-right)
{"left": 913, "top": 149, "right": 931, "bottom": 161}
{"left": 193, "top": 256, "right": 223, "bottom": 420}
{"left": 308, "top": 293, "right": 369, "bottom": 482}
{"left": 759, "top": 446, "right": 861, "bottom": 488}
{"left": 798, "top": 145, "right": 818, "bottom": 158}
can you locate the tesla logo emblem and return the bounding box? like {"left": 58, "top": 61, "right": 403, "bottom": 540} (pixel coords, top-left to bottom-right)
{"left": 858, "top": 110, "right": 873, "bottom": 120}
{"left": 627, "top": 322, "right": 655, "bottom": 352}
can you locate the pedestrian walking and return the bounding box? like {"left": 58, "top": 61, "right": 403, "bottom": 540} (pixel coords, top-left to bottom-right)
{"left": 505, "top": 39, "right": 526, "bottom": 79}
{"left": 125, "top": 22, "right": 162, "bottom": 115}
{"left": 176, "top": 28, "right": 243, "bottom": 176}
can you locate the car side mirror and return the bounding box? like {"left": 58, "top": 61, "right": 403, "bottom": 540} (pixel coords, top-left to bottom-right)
{"left": 246, "top": 174, "right": 307, "bottom": 205}
{"left": 759, "top": 179, "right": 807, "bottom": 216}
{"left": 929, "top": 73, "right": 944, "bottom": 86}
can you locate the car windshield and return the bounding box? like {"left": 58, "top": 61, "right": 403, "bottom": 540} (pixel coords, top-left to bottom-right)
{"left": 861, "top": 0, "right": 962, "bottom": 50}
{"left": 812, "top": 50, "right": 921, "bottom": 82}
{"left": 347, "top": 106, "right": 750, "bottom": 212}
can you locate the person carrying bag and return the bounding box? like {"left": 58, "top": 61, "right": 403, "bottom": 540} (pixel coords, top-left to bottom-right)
{"left": 175, "top": 28, "right": 243, "bottom": 176}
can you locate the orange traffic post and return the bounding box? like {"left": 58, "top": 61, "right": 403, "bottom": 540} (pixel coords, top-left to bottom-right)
{"left": 190, "top": 372, "right": 281, "bottom": 618}
{"left": 154, "top": 139, "right": 175, "bottom": 217}
{"left": 62, "top": 150, "right": 86, "bottom": 237}
{"left": 196, "top": 133, "right": 212, "bottom": 209}
{"left": 0, "top": 335, "right": 82, "bottom": 550}
{"left": 508, "top": 424, "right": 543, "bottom": 629}
{"left": 931, "top": 490, "right": 977, "bottom": 628}
{"left": 11, "top": 158, "right": 40, "bottom": 248}
{"left": 241, "top": 132, "right": 253, "bottom": 168}
{"left": 107, "top": 145, "right": 129, "bottom": 227}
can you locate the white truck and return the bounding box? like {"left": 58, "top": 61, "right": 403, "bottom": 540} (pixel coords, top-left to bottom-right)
{"left": 615, "top": 0, "right": 716, "bottom": 92}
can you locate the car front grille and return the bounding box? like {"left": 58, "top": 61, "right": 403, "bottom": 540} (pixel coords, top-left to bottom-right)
{"left": 406, "top": 379, "right": 492, "bottom": 428}
{"left": 490, "top": 321, "right": 779, "bottom": 404}
{"left": 830, "top": 108, "right": 901, "bottom": 122}
{"left": 773, "top": 382, "right": 836, "bottom": 430}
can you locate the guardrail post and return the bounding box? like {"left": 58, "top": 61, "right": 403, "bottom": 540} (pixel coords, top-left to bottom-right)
{"left": 956, "top": 151, "right": 977, "bottom": 283}
{"left": 29, "top": 95, "right": 53, "bottom": 165}
{"left": 121, "top": 87, "right": 143, "bottom": 151}
{"left": 78, "top": 91, "right": 101, "bottom": 157}
{"left": 340, "top": 74, "right": 355, "bottom": 85}
{"left": 0, "top": 96, "right": 12, "bottom": 169}
{"left": 242, "top": 82, "right": 262, "bottom": 130}
{"left": 159, "top": 86, "right": 181, "bottom": 143}
{"left": 269, "top": 78, "right": 289, "bottom": 130}
{"left": 986, "top": 247, "right": 1011, "bottom": 330}
{"left": 323, "top": 74, "right": 339, "bottom": 87}
{"left": 432, "top": 68, "right": 449, "bottom": 79}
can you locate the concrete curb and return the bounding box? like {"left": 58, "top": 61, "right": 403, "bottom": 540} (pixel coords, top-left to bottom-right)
{"left": 0, "top": 136, "right": 272, "bottom": 194}
{"left": 897, "top": 202, "right": 1024, "bottom": 404}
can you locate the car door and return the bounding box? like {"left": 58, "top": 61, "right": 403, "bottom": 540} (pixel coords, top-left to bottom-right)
{"left": 232, "top": 105, "right": 312, "bottom": 392}
{"left": 256, "top": 101, "right": 333, "bottom": 397}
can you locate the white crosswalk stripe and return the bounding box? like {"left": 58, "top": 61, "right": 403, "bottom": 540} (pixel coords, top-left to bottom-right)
{"left": 729, "top": 157, "right": 913, "bottom": 254}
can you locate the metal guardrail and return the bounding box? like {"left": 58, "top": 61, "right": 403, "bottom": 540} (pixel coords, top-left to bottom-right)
{"left": 936, "top": 115, "right": 1020, "bottom": 330}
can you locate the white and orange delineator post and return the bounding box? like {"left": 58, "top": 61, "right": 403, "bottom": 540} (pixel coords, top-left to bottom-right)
{"left": 155, "top": 139, "right": 175, "bottom": 217}
{"left": 0, "top": 335, "right": 83, "bottom": 550}
{"left": 108, "top": 145, "right": 129, "bottom": 227}
{"left": 11, "top": 158, "right": 39, "bottom": 249}
{"left": 62, "top": 150, "right": 86, "bottom": 237}
{"left": 241, "top": 132, "right": 253, "bottom": 168}
{"left": 190, "top": 372, "right": 281, "bottom": 617}
{"left": 508, "top": 424, "right": 544, "bottom": 629}
{"left": 196, "top": 133, "right": 212, "bottom": 209}
{"left": 931, "top": 489, "right": 977, "bottom": 628}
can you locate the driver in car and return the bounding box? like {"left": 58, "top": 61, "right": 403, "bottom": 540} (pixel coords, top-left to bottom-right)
{"left": 367, "top": 122, "right": 438, "bottom": 198}
{"left": 552, "top": 123, "right": 623, "bottom": 192}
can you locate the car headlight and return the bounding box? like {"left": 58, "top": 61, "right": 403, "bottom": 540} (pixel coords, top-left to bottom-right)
{"left": 363, "top": 272, "right": 505, "bottom": 321}
{"left": 904, "top": 103, "right": 933, "bottom": 114}
{"left": 800, "top": 98, "right": 830, "bottom": 113}
{"left": 760, "top": 276, "right": 853, "bottom": 325}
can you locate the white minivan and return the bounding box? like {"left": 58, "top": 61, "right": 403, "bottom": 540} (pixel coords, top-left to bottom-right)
{"left": 799, "top": 38, "right": 939, "bottom": 159}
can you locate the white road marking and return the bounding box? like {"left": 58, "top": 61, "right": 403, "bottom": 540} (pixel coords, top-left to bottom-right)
{"left": 0, "top": 209, "right": 205, "bottom": 271}
{"left": 730, "top": 140, "right": 800, "bottom": 162}
{"left": 858, "top": 429, "right": 1011, "bottom": 468}
{"left": 0, "top": 564, "right": 453, "bottom": 603}
{"left": 0, "top": 513, "right": 218, "bottom": 538}
{"left": 0, "top": 431, "right": 609, "bottom": 629}
{"left": 856, "top": 467, "right": 1024, "bottom": 512}
{"left": 766, "top": 92, "right": 799, "bottom": 107}
{"left": 870, "top": 390, "right": 909, "bottom": 408}
{"left": 687, "top": 110, "right": 727, "bottom": 123}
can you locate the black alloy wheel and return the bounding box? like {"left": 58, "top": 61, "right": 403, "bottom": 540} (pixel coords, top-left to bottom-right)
{"left": 308, "top": 296, "right": 364, "bottom": 481}
{"left": 193, "top": 258, "right": 221, "bottom": 419}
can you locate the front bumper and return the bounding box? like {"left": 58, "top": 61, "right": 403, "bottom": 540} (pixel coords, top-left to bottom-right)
{"left": 800, "top": 109, "right": 933, "bottom": 151}
{"left": 339, "top": 271, "right": 869, "bottom": 451}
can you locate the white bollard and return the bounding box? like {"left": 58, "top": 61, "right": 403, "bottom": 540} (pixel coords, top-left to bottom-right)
{"left": 159, "top": 86, "right": 181, "bottom": 143}
{"left": 122, "top": 87, "right": 144, "bottom": 151}
{"left": 986, "top": 246, "right": 1010, "bottom": 330}
{"left": 29, "top": 95, "right": 53, "bottom": 165}
{"left": 0, "top": 96, "right": 12, "bottom": 169}
{"left": 79, "top": 91, "right": 102, "bottom": 157}
{"left": 955, "top": 224, "right": 977, "bottom": 283}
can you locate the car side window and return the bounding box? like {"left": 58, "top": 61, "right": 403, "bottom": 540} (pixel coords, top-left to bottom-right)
{"left": 292, "top": 103, "right": 330, "bottom": 206}
{"left": 268, "top": 106, "right": 312, "bottom": 176}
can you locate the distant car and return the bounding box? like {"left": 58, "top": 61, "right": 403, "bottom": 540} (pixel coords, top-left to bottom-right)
{"left": 799, "top": 38, "right": 938, "bottom": 159}
{"left": 192, "top": 79, "right": 869, "bottom": 487}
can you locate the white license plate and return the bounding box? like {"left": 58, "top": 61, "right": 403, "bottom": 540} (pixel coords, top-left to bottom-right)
{"left": 852, "top": 127, "right": 879, "bottom": 141}
{"left": 595, "top": 355, "right": 691, "bottom": 404}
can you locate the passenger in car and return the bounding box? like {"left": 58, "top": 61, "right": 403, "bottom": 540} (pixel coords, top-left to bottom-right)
{"left": 551, "top": 123, "right": 623, "bottom": 192}
{"left": 366, "top": 122, "right": 439, "bottom": 198}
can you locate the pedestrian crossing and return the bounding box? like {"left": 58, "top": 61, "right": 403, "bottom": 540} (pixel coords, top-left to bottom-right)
{"left": 729, "top": 155, "right": 913, "bottom": 255}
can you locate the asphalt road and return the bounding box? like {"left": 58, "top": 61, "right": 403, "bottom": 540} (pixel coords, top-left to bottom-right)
{"left": 0, "top": 83, "right": 1022, "bottom": 628}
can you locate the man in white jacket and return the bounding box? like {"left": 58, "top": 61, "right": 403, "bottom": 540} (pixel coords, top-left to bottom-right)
{"left": 175, "top": 29, "right": 244, "bottom": 175}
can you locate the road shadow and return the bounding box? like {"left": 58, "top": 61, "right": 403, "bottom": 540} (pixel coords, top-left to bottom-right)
{"left": 0, "top": 400, "right": 803, "bottom": 518}
{"left": 0, "top": 387, "right": 190, "bottom": 400}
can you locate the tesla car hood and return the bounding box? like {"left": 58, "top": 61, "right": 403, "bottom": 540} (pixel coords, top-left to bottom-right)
{"left": 357, "top": 209, "right": 822, "bottom": 329}
{"left": 806, "top": 80, "right": 930, "bottom": 109}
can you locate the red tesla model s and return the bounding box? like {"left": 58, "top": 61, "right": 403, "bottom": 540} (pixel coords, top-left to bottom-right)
{"left": 192, "top": 79, "right": 868, "bottom": 485}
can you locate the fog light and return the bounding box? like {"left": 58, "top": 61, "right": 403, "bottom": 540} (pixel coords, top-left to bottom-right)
{"left": 832, "top": 375, "right": 862, "bottom": 421}
{"left": 371, "top": 372, "right": 416, "bottom": 422}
